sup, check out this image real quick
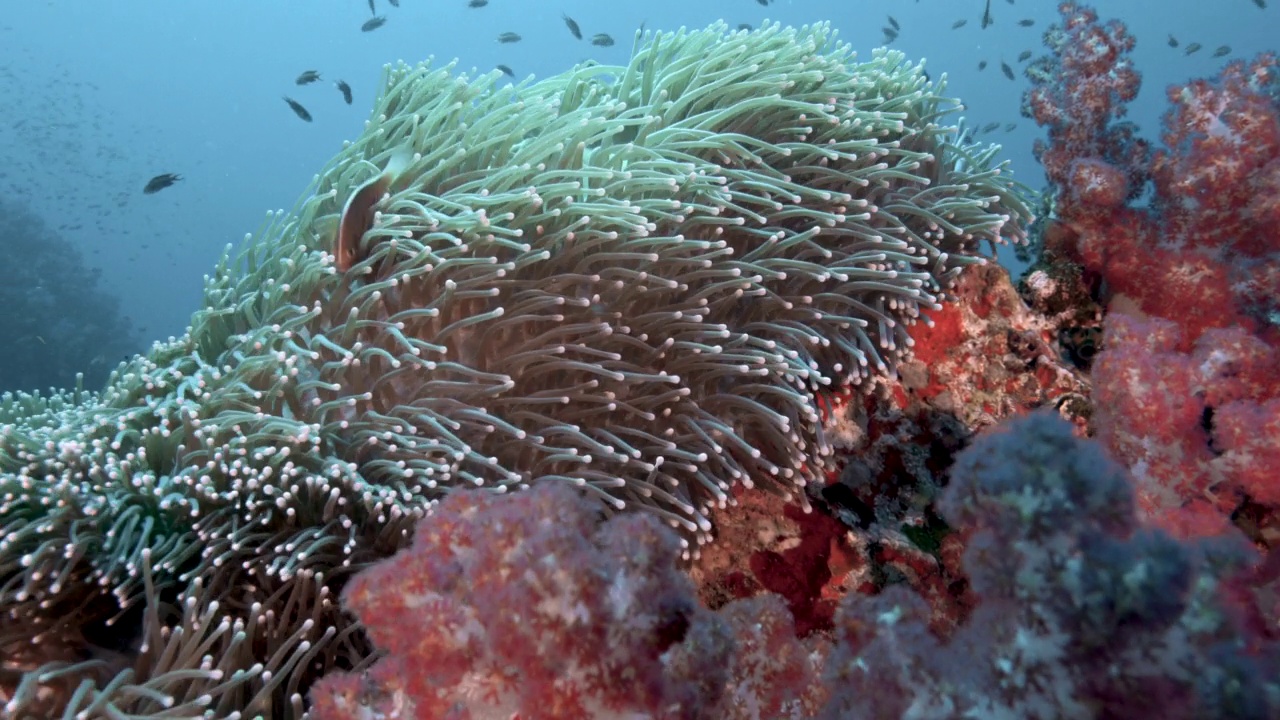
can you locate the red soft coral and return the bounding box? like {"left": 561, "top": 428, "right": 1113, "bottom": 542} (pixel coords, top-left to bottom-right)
{"left": 1093, "top": 313, "right": 1280, "bottom": 537}
{"left": 310, "top": 485, "right": 827, "bottom": 720}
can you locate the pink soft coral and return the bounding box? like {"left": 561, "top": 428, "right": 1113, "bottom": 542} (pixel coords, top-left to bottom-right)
{"left": 1092, "top": 313, "right": 1280, "bottom": 537}
{"left": 308, "top": 484, "right": 824, "bottom": 720}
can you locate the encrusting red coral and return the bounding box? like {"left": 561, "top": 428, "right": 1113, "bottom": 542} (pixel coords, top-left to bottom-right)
{"left": 691, "top": 259, "right": 1091, "bottom": 638}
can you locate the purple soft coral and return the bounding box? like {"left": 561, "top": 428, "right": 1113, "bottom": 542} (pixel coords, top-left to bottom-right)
{"left": 824, "top": 411, "right": 1279, "bottom": 719}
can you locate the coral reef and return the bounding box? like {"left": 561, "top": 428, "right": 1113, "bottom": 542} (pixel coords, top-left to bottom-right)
{"left": 1022, "top": 1, "right": 1280, "bottom": 543}
{"left": 0, "top": 197, "right": 140, "bottom": 393}
{"left": 822, "top": 412, "right": 1278, "bottom": 719}
{"left": 0, "top": 21, "right": 1028, "bottom": 717}
{"left": 6, "top": 4, "right": 1271, "bottom": 717}
{"left": 692, "top": 262, "right": 1093, "bottom": 638}
{"left": 310, "top": 413, "right": 1280, "bottom": 720}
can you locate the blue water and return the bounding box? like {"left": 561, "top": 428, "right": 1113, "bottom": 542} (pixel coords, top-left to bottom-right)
{"left": 0, "top": 0, "right": 1273, "bottom": 387}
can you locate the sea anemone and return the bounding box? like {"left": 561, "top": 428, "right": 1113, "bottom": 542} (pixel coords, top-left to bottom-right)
{"left": 0, "top": 20, "right": 1029, "bottom": 717}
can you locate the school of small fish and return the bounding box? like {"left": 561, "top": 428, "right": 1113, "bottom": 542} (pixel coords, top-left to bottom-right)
{"left": 121, "top": 0, "right": 1268, "bottom": 196}
{"left": 0, "top": 0, "right": 1258, "bottom": 332}
{"left": 308, "top": 0, "right": 1266, "bottom": 273}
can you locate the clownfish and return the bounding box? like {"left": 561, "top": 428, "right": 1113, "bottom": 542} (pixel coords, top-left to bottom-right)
{"left": 333, "top": 149, "right": 412, "bottom": 272}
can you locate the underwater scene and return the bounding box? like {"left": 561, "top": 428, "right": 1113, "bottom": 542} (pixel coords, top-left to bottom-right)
{"left": 1, "top": 0, "right": 1278, "bottom": 717}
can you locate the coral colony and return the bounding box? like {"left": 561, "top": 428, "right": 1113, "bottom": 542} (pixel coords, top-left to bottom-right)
{"left": 1, "top": 5, "right": 1278, "bottom": 718}
{"left": 1025, "top": 4, "right": 1280, "bottom": 541}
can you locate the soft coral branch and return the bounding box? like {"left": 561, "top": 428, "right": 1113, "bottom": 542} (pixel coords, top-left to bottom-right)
{"left": 1025, "top": 2, "right": 1280, "bottom": 544}
{"left": 308, "top": 484, "right": 824, "bottom": 720}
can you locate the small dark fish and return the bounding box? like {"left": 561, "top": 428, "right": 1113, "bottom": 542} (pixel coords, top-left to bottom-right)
{"left": 367, "top": 0, "right": 374, "bottom": 14}
{"left": 887, "top": 15, "right": 900, "bottom": 31}
{"left": 1017, "top": 18, "right": 1034, "bottom": 26}
{"left": 467, "top": 0, "right": 487, "bottom": 6}
{"left": 1168, "top": 34, "right": 1179, "bottom": 48}
{"left": 981, "top": 0, "right": 993, "bottom": 28}
{"left": 562, "top": 13, "right": 581, "bottom": 40}
{"left": 386, "top": 0, "right": 398, "bottom": 6}
{"left": 1185, "top": 42, "right": 1202, "bottom": 55}
{"left": 980, "top": 121, "right": 1000, "bottom": 134}
{"left": 335, "top": 79, "right": 353, "bottom": 104}
{"left": 496, "top": 64, "right": 514, "bottom": 77}
{"left": 978, "top": 60, "right": 988, "bottom": 71}
{"left": 1017, "top": 50, "right": 1032, "bottom": 62}
{"left": 1004, "top": 122, "right": 1017, "bottom": 132}
{"left": 952, "top": 19, "right": 968, "bottom": 29}
{"left": 591, "top": 33, "right": 615, "bottom": 47}
{"left": 1212, "top": 45, "right": 1231, "bottom": 57}
{"left": 143, "top": 173, "right": 181, "bottom": 194}
{"left": 497, "top": 31, "right": 521, "bottom": 43}
{"left": 296, "top": 70, "right": 321, "bottom": 85}
{"left": 335, "top": 150, "right": 411, "bottom": 271}
{"left": 283, "top": 96, "right": 313, "bottom": 122}
{"left": 756, "top": 0, "right": 770, "bottom": 5}
{"left": 882, "top": 27, "right": 898, "bottom": 43}
{"left": 737, "top": 23, "right": 753, "bottom": 31}
{"left": 362, "top": 16, "right": 386, "bottom": 32}
{"left": 1253, "top": 0, "right": 1266, "bottom": 8}
{"left": 1001, "top": 61, "right": 1015, "bottom": 80}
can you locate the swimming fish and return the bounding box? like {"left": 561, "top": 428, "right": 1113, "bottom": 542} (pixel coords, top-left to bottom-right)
{"left": 981, "top": 0, "right": 994, "bottom": 28}
{"left": 335, "top": 79, "right": 353, "bottom": 104}
{"left": 362, "top": 16, "right": 386, "bottom": 32}
{"left": 496, "top": 64, "right": 515, "bottom": 77}
{"left": 591, "top": 33, "right": 615, "bottom": 47}
{"left": 1001, "top": 60, "right": 1015, "bottom": 80}
{"left": 283, "top": 96, "right": 313, "bottom": 122}
{"left": 296, "top": 70, "right": 321, "bottom": 85}
{"left": 562, "top": 13, "right": 582, "bottom": 40}
{"left": 334, "top": 150, "right": 412, "bottom": 272}
{"left": 143, "top": 173, "right": 181, "bottom": 194}
{"left": 497, "top": 31, "right": 521, "bottom": 43}
{"left": 467, "top": 0, "right": 487, "bottom": 6}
